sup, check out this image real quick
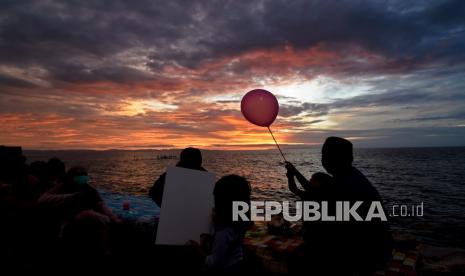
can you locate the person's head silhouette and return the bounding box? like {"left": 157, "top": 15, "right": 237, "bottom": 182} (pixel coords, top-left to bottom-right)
{"left": 48, "top": 157, "right": 66, "bottom": 178}
{"left": 322, "top": 137, "right": 353, "bottom": 176}
{"left": 177, "top": 147, "right": 202, "bottom": 169}
{"left": 213, "top": 174, "right": 251, "bottom": 230}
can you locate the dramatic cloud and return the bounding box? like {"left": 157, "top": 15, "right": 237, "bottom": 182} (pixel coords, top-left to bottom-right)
{"left": 0, "top": 0, "right": 464, "bottom": 149}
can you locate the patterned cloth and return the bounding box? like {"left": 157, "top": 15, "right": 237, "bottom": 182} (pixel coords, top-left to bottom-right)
{"left": 244, "top": 222, "right": 303, "bottom": 274}
{"left": 244, "top": 221, "right": 419, "bottom": 275}
{"left": 375, "top": 248, "right": 419, "bottom": 276}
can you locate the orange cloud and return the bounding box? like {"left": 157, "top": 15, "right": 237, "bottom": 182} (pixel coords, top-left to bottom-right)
{"left": 0, "top": 45, "right": 378, "bottom": 149}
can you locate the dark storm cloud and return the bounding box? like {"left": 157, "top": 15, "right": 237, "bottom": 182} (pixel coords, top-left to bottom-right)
{"left": 51, "top": 65, "right": 154, "bottom": 84}
{"left": 0, "top": 0, "right": 464, "bottom": 84}
{"left": 0, "top": 0, "right": 204, "bottom": 83}
{"left": 0, "top": 91, "right": 104, "bottom": 116}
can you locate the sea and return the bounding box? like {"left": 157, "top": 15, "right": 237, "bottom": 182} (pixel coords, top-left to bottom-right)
{"left": 24, "top": 147, "right": 465, "bottom": 249}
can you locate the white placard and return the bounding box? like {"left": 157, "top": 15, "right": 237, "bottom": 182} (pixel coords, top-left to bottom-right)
{"left": 155, "top": 166, "right": 216, "bottom": 245}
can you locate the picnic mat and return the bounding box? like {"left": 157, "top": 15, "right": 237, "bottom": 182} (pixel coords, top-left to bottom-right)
{"left": 244, "top": 221, "right": 303, "bottom": 274}
{"left": 244, "top": 222, "right": 420, "bottom": 275}
{"left": 374, "top": 248, "right": 419, "bottom": 276}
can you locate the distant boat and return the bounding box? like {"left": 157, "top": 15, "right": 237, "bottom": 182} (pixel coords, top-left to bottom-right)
{"left": 156, "top": 154, "right": 177, "bottom": 160}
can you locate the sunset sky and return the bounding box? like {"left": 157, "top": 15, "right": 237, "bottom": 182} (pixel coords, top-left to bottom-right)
{"left": 1, "top": 0, "right": 465, "bottom": 149}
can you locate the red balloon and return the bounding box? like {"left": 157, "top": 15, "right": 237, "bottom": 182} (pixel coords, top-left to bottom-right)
{"left": 241, "top": 89, "right": 279, "bottom": 127}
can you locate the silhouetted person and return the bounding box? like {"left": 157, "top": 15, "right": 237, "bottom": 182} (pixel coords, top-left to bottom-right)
{"left": 0, "top": 146, "right": 26, "bottom": 187}
{"left": 0, "top": 146, "right": 26, "bottom": 261}
{"left": 288, "top": 171, "right": 332, "bottom": 199}
{"left": 38, "top": 166, "right": 120, "bottom": 260}
{"left": 148, "top": 147, "right": 206, "bottom": 207}
{"left": 286, "top": 137, "right": 391, "bottom": 275}
{"left": 39, "top": 166, "right": 119, "bottom": 222}
{"left": 207, "top": 175, "right": 252, "bottom": 272}
{"left": 185, "top": 175, "right": 254, "bottom": 274}
{"left": 47, "top": 157, "right": 66, "bottom": 185}
{"left": 28, "top": 161, "right": 52, "bottom": 197}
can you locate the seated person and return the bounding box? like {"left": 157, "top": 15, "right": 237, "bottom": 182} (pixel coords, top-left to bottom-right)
{"left": 188, "top": 175, "right": 252, "bottom": 274}
{"left": 148, "top": 147, "right": 206, "bottom": 207}
{"left": 39, "top": 166, "right": 118, "bottom": 222}
{"left": 47, "top": 157, "right": 66, "bottom": 186}
{"left": 38, "top": 166, "right": 120, "bottom": 258}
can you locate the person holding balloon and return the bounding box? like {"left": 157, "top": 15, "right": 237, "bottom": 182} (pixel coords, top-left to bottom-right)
{"left": 241, "top": 90, "right": 392, "bottom": 275}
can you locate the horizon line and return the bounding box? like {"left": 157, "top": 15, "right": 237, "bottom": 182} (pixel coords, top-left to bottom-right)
{"left": 18, "top": 144, "right": 465, "bottom": 151}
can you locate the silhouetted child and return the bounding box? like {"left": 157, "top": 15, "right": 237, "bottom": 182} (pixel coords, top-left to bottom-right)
{"left": 286, "top": 163, "right": 332, "bottom": 200}
{"left": 208, "top": 175, "right": 252, "bottom": 271}
{"left": 187, "top": 175, "right": 252, "bottom": 274}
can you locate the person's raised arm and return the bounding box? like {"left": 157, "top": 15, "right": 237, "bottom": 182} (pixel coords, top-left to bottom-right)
{"left": 285, "top": 162, "right": 312, "bottom": 192}
{"left": 287, "top": 170, "right": 306, "bottom": 198}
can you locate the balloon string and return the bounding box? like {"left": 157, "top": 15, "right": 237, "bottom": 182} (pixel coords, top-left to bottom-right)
{"left": 267, "top": 126, "right": 287, "bottom": 162}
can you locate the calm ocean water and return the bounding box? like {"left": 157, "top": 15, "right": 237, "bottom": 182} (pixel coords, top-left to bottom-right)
{"left": 25, "top": 147, "right": 465, "bottom": 248}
